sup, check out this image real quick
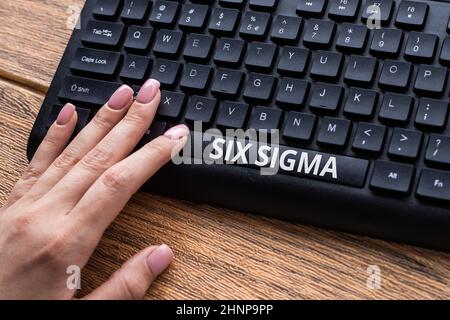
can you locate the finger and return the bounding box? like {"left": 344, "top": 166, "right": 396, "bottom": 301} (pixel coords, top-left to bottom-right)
{"left": 22, "top": 85, "right": 134, "bottom": 203}
{"left": 84, "top": 244, "right": 173, "bottom": 300}
{"left": 4, "top": 104, "right": 77, "bottom": 208}
{"left": 47, "top": 79, "right": 161, "bottom": 209}
{"left": 71, "top": 125, "right": 189, "bottom": 231}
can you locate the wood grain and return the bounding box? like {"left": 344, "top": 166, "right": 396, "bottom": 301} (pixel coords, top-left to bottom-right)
{"left": 1, "top": 0, "right": 450, "bottom": 299}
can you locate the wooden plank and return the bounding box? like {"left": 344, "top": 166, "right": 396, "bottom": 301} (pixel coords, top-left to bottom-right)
{"left": 0, "top": 0, "right": 85, "bottom": 92}
{"left": 1, "top": 0, "right": 450, "bottom": 299}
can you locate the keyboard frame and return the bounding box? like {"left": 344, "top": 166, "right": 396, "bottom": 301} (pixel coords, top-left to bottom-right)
{"left": 27, "top": 0, "right": 450, "bottom": 251}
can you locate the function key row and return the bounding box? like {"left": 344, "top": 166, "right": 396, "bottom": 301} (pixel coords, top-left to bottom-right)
{"left": 92, "top": 0, "right": 430, "bottom": 31}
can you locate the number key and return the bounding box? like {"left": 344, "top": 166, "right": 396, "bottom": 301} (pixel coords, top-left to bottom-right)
{"left": 303, "top": 19, "right": 336, "bottom": 49}
{"left": 239, "top": 11, "right": 272, "bottom": 40}
{"left": 209, "top": 7, "right": 240, "bottom": 36}
{"left": 370, "top": 28, "right": 403, "bottom": 58}
{"left": 336, "top": 23, "right": 368, "bottom": 53}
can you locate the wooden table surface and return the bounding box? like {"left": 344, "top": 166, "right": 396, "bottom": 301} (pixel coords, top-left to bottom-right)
{"left": 1, "top": 0, "right": 450, "bottom": 300}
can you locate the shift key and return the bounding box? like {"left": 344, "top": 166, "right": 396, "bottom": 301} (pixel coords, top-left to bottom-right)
{"left": 59, "top": 76, "right": 121, "bottom": 106}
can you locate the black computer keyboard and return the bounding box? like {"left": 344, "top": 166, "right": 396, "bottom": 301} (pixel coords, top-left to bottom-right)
{"left": 28, "top": 0, "right": 450, "bottom": 251}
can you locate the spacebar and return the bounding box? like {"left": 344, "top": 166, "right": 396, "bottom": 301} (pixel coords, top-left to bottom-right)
{"left": 193, "top": 134, "right": 370, "bottom": 188}
{"left": 58, "top": 76, "right": 121, "bottom": 106}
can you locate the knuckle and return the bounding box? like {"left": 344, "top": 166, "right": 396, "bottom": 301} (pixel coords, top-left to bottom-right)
{"left": 118, "top": 274, "right": 145, "bottom": 300}
{"left": 80, "top": 146, "right": 112, "bottom": 171}
{"left": 53, "top": 147, "right": 80, "bottom": 170}
{"left": 122, "top": 110, "right": 149, "bottom": 129}
{"left": 144, "top": 140, "right": 171, "bottom": 162}
{"left": 10, "top": 213, "right": 34, "bottom": 237}
{"left": 37, "top": 231, "right": 71, "bottom": 267}
{"left": 101, "top": 167, "right": 129, "bottom": 192}
{"left": 41, "top": 133, "right": 61, "bottom": 150}
{"left": 92, "top": 111, "right": 116, "bottom": 130}
{"left": 21, "top": 164, "right": 44, "bottom": 182}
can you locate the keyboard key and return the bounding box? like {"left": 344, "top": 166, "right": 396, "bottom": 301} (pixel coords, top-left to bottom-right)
{"left": 248, "top": 106, "right": 282, "bottom": 131}
{"left": 243, "top": 73, "right": 276, "bottom": 103}
{"left": 47, "top": 105, "right": 91, "bottom": 135}
{"left": 361, "top": 0, "right": 394, "bottom": 26}
{"left": 239, "top": 11, "right": 272, "bottom": 40}
{"left": 415, "top": 98, "right": 449, "bottom": 130}
{"left": 270, "top": 15, "right": 303, "bottom": 44}
{"left": 417, "top": 169, "right": 450, "bottom": 202}
{"left": 275, "top": 78, "right": 309, "bottom": 108}
{"left": 344, "top": 55, "right": 377, "bottom": 86}
{"left": 216, "top": 101, "right": 249, "bottom": 129}
{"left": 310, "top": 51, "right": 343, "bottom": 82}
{"left": 378, "top": 60, "right": 412, "bottom": 92}
{"left": 180, "top": 63, "right": 212, "bottom": 93}
{"left": 317, "top": 117, "right": 351, "bottom": 147}
{"left": 157, "top": 91, "right": 186, "bottom": 118}
{"left": 58, "top": 76, "right": 121, "bottom": 106}
{"left": 336, "top": 23, "right": 369, "bottom": 54}
{"left": 282, "top": 112, "right": 316, "bottom": 142}
{"left": 395, "top": 0, "right": 429, "bottom": 30}
{"left": 71, "top": 48, "right": 121, "bottom": 77}
{"left": 121, "top": 0, "right": 151, "bottom": 23}
{"left": 370, "top": 161, "right": 414, "bottom": 194}
{"left": 245, "top": 42, "right": 278, "bottom": 72}
{"left": 214, "top": 38, "right": 245, "bottom": 67}
{"left": 425, "top": 134, "right": 450, "bottom": 167}
{"left": 183, "top": 34, "right": 214, "bottom": 62}
{"left": 139, "top": 121, "right": 168, "bottom": 147}
{"left": 209, "top": 7, "right": 240, "bottom": 36}
{"left": 179, "top": 4, "right": 209, "bottom": 31}
{"left": 149, "top": 1, "right": 180, "bottom": 27}
{"left": 414, "top": 65, "right": 448, "bottom": 97}
{"left": 388, "top": 128, "right": 423, "bottom": 160}
{"left": 93, "top": 0, "right": 122, "bottom": 20}
{"left": 343, "top": 88, "right": 378, "bottom": 118}
{"left": 219, "top": 0, "right": 246, "bottom": 8}
{"left": 370, "top": 28, "right": 403, "bottom": 58}
{"left": 328, "top": 0, "right": 360, "bottom": 22}
{"left": 82, "top": 21, "right": 124, "bottom": 49}
{"left": 404, "top": 32, "right": 438, "bottom": 63}
{"left": 120, "top": 55, "right": 151, "bottom": 82}
{"left": 153, "top": 30, "right": 184, "bottom": 57}
{"left": 249, "top": 0, "right": 279, "bottom": 12}
{"left": 277, "top": 47, "right": 310, "bottom": 76}
{"left": 211, "top": 68, "right": 244, "bottom": 98}
{"left": 124, "top": 26, "right": 154, "bottom": 52}
{"left": 310, "top": 84, "right": 343, "bottom": 114}
{"left": 185, "top": 96, "right": 217, "bottom": 125}
{"left": 150, "top": 59, "right": 181, "bottom": 88}
{"left": 378, "top": 93, "right": 413, "bottom": 125}
{"left": 352, "top": 123, "right": 386, "bottom": 154}
{"left": 297, "top": 0, "right": 327, "bottom": 17}
{"left": 439, "top": 37, "right": 450, "bottom": 66}
{"left": 303, "top": 19, "right": 336, "bottom": 49}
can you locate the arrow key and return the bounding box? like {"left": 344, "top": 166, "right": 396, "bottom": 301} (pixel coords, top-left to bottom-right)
{"left": 388, "top": 128, "right": 423, "bottom": 160}
{"left": 352, "top": 123, "right": 386, "bottom": 154}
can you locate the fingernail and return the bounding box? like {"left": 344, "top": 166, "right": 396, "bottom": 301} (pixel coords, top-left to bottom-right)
{"left": 164, "top": 124, "right": 190, "bottom": 140}
{"left": 56, "top": 103, "right": 75, "bottom": 125}
{"left": 147, "top": 244, "right": 173, "bottom": 276}
{"left": 136, "top": 79, "right": 160, "bottom": 104}
{"left": 108, "top": 85, "right": 134, "bottom": 110}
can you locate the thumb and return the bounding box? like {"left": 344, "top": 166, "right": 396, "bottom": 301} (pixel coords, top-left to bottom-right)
{"left": 83, "top": 244, "right": 173, "bottom": 300}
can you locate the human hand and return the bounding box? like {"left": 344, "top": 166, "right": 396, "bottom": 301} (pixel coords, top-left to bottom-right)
{"left": 0, "top": 79, "right": 189, "bottom": 299}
